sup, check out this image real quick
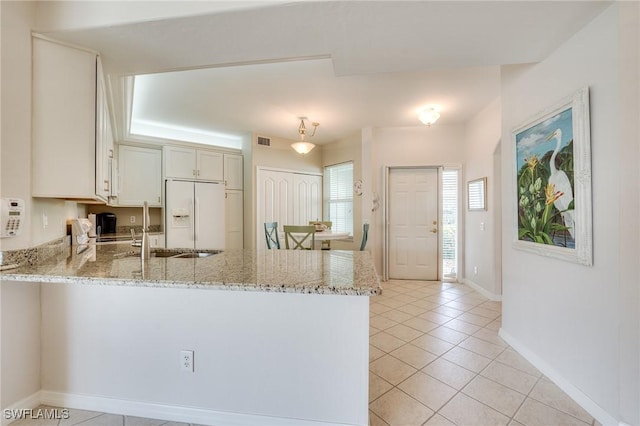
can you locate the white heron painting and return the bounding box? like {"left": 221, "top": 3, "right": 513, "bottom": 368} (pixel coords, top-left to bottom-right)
{"left": 516, "top": 108, "right": 575, "bottom": 248}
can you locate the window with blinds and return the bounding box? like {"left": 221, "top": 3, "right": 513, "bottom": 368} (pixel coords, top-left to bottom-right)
{"left": 442, "top": 169, "right": 459, "bottom": 280}
{"left": 324, "top": 162, "right": 354, "bottom": 235}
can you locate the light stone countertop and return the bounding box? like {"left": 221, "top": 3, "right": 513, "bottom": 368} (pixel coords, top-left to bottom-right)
{"left": 0, "top": 243, "right": 381, "bottom": 296}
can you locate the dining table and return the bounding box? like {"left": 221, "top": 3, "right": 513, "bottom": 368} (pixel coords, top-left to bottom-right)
{"left": 281, "top": 229, "right": 351, "bottom": 249}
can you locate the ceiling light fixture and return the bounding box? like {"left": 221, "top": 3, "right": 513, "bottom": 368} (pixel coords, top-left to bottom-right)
{"left": 291, "top": 117, "right": 319, "bottom": 155}
{"left": 418, "top": 107, "right": 440, "bottom": 127}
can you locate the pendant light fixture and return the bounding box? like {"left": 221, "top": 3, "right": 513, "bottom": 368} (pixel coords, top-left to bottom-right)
{"left": 418, "top": 107, "right": 440, "bottom": 127}
{"left": 291, "top": 117, "right": 319, "bottom": 155}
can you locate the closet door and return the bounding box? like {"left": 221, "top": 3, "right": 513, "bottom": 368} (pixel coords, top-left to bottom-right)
{"left": 256, "top": 170, "right": 321, "bottom": 249}
{"left": 293, "top": 174, "right": 322, "bottom": 225}
{"left": 256, "top": 170, "right": 294, "bottom": 248}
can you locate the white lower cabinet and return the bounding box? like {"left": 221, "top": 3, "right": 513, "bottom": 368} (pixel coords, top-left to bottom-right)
{"left": 225, "top": 190, "right": 244, "bottom": 249}
{"left": 116, "top": 145, "right": 162, "bottom": 207}
{"left": 150, "top": 234, "right": 165, "bottom": 248}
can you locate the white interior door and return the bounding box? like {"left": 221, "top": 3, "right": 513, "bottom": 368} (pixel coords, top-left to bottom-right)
{"left": 388, "top": 168, "right": 439, "bottom": 280}
{"left": 293, "top": 173, "right": 322, "bottom": 224}
{"left": 256, "top": 170, "right": 294, "bottom": 248}
{"left": 256, "top": 169, "right": 322, "bottom": 249}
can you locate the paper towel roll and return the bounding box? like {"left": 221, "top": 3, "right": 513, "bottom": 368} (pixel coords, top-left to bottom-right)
{"left": 88, "top": 214, "right": 97, "bottom": 237}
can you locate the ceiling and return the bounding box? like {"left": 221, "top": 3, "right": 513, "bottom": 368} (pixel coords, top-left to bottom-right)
{"left": 42, "top": 1, "right": 612, "bottom": 145}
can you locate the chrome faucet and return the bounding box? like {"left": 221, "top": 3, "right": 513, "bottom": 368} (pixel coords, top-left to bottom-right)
{"left": 141, "top": 201, "right": 151, "bottom": 261}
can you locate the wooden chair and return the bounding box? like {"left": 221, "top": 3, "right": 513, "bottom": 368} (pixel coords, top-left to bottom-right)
{"left": 264, "top": 222, "right": 281, "bottom": 249}
{"left": 360, "top": 223, "right": 369, "bottom": 251}
{"left": 309, "top": 220, "right": 332, "bottom": 250}
{"left": 283, "top": 225, "right": 316, "bottom": 250}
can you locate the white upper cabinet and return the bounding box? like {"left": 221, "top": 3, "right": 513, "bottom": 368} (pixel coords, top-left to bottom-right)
{"left": 164, "top": 146, "right": 223, "bottom": 181}
{"left": 196, "top": 150, "right": 223, "bottom": 181}
{"left": 116, "top": 145, "right": 162, "bottom": 207}
{"left": 163, "top": 146, "right": 197, "bottom": 179}
{"left": 224, "top": 153, "right": 243, "bottom": 190}
{"left": 95, "top": 58, "right": 115, "bottom": 201}
{"left": 32, "top": 36, "right": 112, "bottom": 201}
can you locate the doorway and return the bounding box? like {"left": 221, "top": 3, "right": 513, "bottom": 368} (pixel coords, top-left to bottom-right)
{"left": 385, "top": 167, "right": 440, "bottom": 280}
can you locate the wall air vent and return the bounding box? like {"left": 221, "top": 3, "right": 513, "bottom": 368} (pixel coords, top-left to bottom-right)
{"left": 257, "top": 136, "right": 271, "bottom": 147}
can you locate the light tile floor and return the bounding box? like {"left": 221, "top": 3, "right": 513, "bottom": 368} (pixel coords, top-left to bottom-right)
{"left": 9, "top": 408, "right": 199, "bottom": 426}
{"left": 369, "top": 279, "right": 601, "bottom": 426}
{"left": 10, "top": 280, "right": 601, "bottom": 426}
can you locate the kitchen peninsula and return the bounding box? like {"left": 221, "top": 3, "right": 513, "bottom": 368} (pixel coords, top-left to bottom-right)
{"left": 1, "top": 243, "right": 380, "bottom": 426}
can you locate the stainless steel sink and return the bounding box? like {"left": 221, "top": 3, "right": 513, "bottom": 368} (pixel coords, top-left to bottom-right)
{"left": 151, "top": 251, "right": 183, "bottom": 258}
{"left": 115, "top": 250, "right": 222, "bottom": 259}
{"left": 173, "top": 252, "right": 216, "bottom": 258}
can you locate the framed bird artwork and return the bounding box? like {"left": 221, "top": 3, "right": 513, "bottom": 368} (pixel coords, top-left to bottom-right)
{"left": 512, "top": 86, "right": 592, "bottom": 266}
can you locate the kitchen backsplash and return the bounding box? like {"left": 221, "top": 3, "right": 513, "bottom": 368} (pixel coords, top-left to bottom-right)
{"left": 118, "top": 224, "right": 161, "bottom": 234}
{"left": 86, "top": 205, "right": 163, "bottom": 230}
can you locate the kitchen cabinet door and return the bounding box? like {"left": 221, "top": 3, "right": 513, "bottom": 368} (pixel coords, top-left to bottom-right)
{"left": 117, "top": 145, "right": 162, "bottom": 207}
{"left": 225, "top": 190, "right": 244, "bottom": 249}
{"left": 164, "top": 146, "right": 197, "bottom": 179}
{"left": 164, "top": 146, "right": 224, "bottom": 181}
{"left": 32, "top": 37, "right": 100, "bottom": 200}
{"left": 197, "top": 150, "right": 223, "bottom": 181}
{"left": 150, "top": 233, "right": 165, "bottom": 248}
{"left": 95, "top": 58, "right": 115, "bottom": 202}
{"left": 224, "top": 153, "right": 243, "bottom": 190}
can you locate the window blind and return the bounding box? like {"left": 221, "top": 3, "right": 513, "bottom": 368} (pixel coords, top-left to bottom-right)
{"left": 441, "top": 169, "right": 458, "bottom": 279}
{"left": 325, "top": 162, "right": 354, "bottom": 235}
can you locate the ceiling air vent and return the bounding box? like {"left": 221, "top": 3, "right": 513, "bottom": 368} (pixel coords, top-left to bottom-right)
{"left": 257, "top": 136, "right": 271, "bottom": 147}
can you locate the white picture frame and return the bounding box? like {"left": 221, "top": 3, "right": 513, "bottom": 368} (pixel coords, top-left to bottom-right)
{"left": 512, "top": 86, "right": 592, "bottom": 266}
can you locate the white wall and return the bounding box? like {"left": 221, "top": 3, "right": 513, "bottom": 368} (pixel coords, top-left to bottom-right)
{"left": 251, "top": 133, "right": 322, "bottom": 174}
{"left": 617, "top": 3, "right": 640, "bottom": 424}
{"left": 463, "top": 99, "right": 501, "bottom": 298}
{"left": 0, "top": 0, "right": 36, "bottom": 251}
{"left": 1, "top": 282, "right": 41, "bottom": 411}
{"left": 500, "top": 4, "right": 639, "bottom": 425}
{"left": 371, "top": 125, "right": 465, "bottom": 275}
{"left": 0, "top": 1, "right": 74, "bottom": 251}
{"left": 41, "top": 284, "right": 369, "bottom": 425}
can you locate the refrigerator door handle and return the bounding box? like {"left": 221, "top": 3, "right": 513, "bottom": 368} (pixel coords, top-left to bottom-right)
{"left": 193, "top": 197, "right": 198, "bottom": 243}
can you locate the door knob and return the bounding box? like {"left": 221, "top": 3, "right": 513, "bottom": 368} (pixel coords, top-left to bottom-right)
{"left": 430, "top": 228, "right": 437, "bottom": 234}
{"left": 432, "top": 220, "right": 437, "bottom": 225}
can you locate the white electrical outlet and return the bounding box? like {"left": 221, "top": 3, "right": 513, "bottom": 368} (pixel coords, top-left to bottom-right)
{"left": 480, "top": 222, "right": 485, "bottom": 231}
{"left": 42, "top": 213, "right": 48, "bottom": 229}
{"left": 474, "top": 266, "right": 478, "bottom": 275}
{"left": 180, "top": 350, "right": 194, "bottom": 372}
{"left": 130, "top": 216, "right": 136, "bottom": 223}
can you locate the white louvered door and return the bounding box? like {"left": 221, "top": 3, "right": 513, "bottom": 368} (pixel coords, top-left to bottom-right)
{"left": 256, "top": 169, "right": 321, "bottom": 249}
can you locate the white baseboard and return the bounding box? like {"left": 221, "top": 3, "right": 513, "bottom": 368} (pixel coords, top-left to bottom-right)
{"left": 40, "top": 391, "right": 355, "bottom": 426}
{"left": 461, "top": 278, "right": 502, "bottom": 301}
{"left": 499, "top": 328, "right": 619, "bottom": 426}
{"left": 1, "top": 390, "right": 42, "bottom": 426}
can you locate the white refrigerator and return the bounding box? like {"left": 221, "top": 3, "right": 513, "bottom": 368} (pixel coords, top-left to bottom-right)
{"left": 165, "top": 179, "right": 225, "bottom": 250}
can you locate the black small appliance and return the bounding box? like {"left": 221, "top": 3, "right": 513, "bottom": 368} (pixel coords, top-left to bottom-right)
{"left": 96, "top": 212, "right": 117, "bottom": 235}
